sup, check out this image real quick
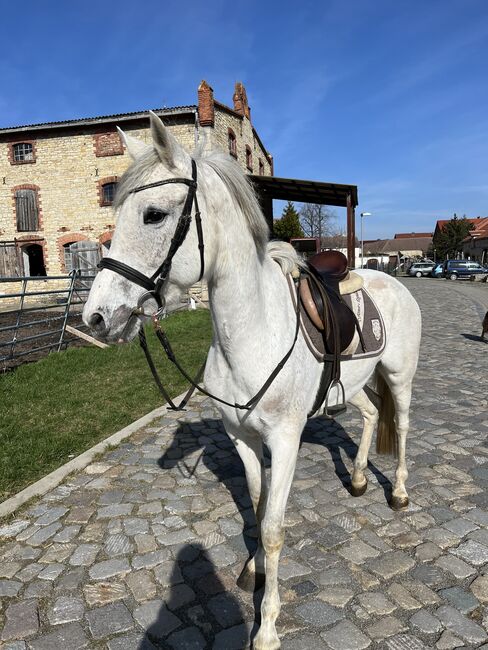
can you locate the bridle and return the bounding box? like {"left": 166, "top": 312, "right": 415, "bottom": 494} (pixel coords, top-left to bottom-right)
{"left": 97, "top": 157, "right": 303, "bottom": 413}
{"left": 98, "top": 159, "right": 204, "bottom": 312}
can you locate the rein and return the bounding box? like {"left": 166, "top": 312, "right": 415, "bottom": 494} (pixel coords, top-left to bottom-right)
{"left": 98, "top": 158, "right": 303, "bottom": 412}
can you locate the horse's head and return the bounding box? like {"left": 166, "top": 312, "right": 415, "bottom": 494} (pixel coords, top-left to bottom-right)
{"left": 83, "top": 113, "right": 208, "bottom": 342}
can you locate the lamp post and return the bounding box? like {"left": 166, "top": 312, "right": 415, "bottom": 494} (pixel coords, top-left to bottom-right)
{"left": 360, "top": 212, "right": 371, "bottom": 269}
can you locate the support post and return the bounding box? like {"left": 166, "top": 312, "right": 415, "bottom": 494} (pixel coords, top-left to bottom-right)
{"left": 258, "top": 191, "right": 273, "bottom": 234}
{"left": 346, "top": 193, "right": 356, "bottom": 268}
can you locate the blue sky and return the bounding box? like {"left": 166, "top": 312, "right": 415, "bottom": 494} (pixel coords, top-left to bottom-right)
{"left": 1, "top": 0, "right": 487, "bottom": 238}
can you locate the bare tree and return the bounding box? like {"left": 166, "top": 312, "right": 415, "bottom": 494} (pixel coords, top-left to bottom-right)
{"left": 321, "top": 227, "right": 350, "bottom": 250}
{"left": 299, "top": 204, "right": 338, "bottom": 241}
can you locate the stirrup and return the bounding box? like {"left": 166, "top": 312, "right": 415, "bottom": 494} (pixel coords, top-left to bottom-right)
{"left": 324, "top": 379, "right": 347, "bottom": 417}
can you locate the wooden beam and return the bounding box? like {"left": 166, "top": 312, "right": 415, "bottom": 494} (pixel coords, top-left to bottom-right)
{"left": 65, "top": 325, "right": 109, "bottom": 349}
{"left": 346, "top": 193, "right": 356, "bottom": 268}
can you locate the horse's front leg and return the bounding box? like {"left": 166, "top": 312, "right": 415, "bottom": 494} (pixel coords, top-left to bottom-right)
{"left": 225, "top": 425, "right": 268, "bottom": 592}
{"left": 253, "top": 431, "right": 301, "bottom": 650}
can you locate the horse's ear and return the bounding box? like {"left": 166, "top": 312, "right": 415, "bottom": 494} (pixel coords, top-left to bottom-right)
{"left": 149, "top": 111, "right": 178, "bottom": 169}
{"left": 117, "top": 127, "right": 148, "bottom": 160}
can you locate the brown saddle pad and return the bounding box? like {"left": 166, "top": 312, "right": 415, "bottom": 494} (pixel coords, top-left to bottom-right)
{"left": 287, "top": 275, "right": 386, "bottom": 362}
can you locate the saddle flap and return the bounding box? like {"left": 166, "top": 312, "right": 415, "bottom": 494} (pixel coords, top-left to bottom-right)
{"left": 299, "top": 274, "right": 357, "bottom": 353}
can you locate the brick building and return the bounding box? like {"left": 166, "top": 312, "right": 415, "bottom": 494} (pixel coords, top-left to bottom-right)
{"left": 0, "top": 81, "right": 273, "bottom": 277}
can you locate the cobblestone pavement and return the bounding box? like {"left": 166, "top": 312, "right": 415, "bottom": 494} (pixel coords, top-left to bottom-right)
{"left": 1, "top": 278, "right": 488, "bottom": 649}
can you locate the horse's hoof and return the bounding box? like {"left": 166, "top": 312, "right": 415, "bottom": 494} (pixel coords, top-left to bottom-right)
{"left": 253, "top": 630, "right": 280, "bottom": 650}
{"left": 237, "top": 564, "right": 265, "bottom": 593}
{"left": 389, "top": 495, "right": 409, "bottom": 511}
{"left": 350, "top": 480, "right": 368, "bottom": 497}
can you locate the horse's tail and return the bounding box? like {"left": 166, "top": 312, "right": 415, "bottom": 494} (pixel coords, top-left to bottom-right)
{"left": 375, "top": 372, "right": 398, "bottom": 457}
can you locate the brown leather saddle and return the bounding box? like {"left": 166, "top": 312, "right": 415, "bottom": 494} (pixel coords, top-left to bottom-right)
{"left": 300, "top": 250, "right": 364, "bottom": 417}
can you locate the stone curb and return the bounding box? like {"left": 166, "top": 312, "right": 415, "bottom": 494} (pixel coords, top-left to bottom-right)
{"left": 0, "top": 390, "right": 191, "bottom": 519}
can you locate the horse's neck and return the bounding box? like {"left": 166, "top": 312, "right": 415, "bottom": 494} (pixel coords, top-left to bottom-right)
{"left": 209, "top": 237, "right": 271, "bottom": 346}
{"left": 206, "top": 193, "right": 281, "bottom": 360}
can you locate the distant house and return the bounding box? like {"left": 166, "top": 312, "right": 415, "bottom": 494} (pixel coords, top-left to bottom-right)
{"left": 361, "top": 235, "right": 433, "bottom": 270}
{"left": 433, "top": 217, "right": 488, "bottom": 241}
{"left": 461, "top": 218, "right": 488, "bottom": 264}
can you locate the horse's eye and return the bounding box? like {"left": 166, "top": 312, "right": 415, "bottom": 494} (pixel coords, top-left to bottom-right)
{"left": 143, "top": 208, "right": 167, "bottom": 224}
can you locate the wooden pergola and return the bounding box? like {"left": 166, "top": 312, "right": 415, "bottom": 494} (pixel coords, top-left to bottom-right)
{"left": 249, "top": 175, "right": 359, "bottom": 267}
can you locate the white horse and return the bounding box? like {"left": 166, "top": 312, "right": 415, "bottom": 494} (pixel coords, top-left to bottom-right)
{"left": 83, "top": 113, "right": 421, "bottom": 650}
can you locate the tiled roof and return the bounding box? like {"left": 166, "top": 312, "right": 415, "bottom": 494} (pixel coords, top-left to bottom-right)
{"left": 364, "top": 237, "right": 432, "bottom": 255}
{"left": 394, "top": 232, "right": 433, "bottom": 239}
{"left": 435, "top": 217, "right": 488, "bottom": 232}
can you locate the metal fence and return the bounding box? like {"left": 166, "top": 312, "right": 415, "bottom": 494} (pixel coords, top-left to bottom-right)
{"left": 0, "top": 271, "right": 95, "bottom": 369}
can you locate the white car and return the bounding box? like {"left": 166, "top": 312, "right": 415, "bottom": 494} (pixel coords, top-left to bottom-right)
{"left": 408, "top": 262, "right": 435, "bottom": 277}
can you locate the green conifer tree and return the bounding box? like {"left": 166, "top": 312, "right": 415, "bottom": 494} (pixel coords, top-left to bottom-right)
{"left": 273, "top": 201, "right": 304, "bottom": 241}
{"left": 432, "top": 215, "right": 474, "bottom": 259}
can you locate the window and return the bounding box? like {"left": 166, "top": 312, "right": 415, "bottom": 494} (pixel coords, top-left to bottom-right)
{"left": 228, "top": 129, "right": 237, "bottom": 158}
{"left": 16, "top": 189, "right": 39, "bottom": 231}
{"left": 259, "top": 159, "right": 265, "bottom": 175}
{"left": 245, "top": 146, "right": 253, "bottom": 171}
{"left": 13, "top": 143, "right": 34, "bottom": 163}
{"left": 101, "top": 182, "right": 117, "bottom": 206}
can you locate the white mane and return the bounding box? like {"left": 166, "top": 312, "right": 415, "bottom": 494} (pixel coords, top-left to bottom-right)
{"left": 196, "top": 151, "right": 269, "bottom": 256}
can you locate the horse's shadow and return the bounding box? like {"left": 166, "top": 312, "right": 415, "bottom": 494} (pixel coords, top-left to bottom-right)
{"left": 302, "top": 419, "right": 393, "bottom": 501}
{"left": 158, "top": 416, "right": 393, "bottom": 539}
{"left": 138, "top": 543, "right": 253, "bottom": 649}
{"left": 157, "top": 418, "right": 262, "bottom": 558}
{"left": 462, "top": 332, "right": 488, "bottom": 343}
{"left": 150, "top": 415, "right": 393, "bottom": 646}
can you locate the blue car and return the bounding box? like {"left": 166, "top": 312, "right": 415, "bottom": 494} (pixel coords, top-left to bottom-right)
{"left": 442, "top": 260, "right": 488, "bottom": 280}
{"left": 431, "top": 263, "right": 444, "bottom": 278}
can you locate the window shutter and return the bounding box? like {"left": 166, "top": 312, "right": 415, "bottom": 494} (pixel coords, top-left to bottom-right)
{"left": 0, "top": 242, "right": 22, "bottom": 277}
{"left": 16, "top": 189, "right": 38, "bottom": 231}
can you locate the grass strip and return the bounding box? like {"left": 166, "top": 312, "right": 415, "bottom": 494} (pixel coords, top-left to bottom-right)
{"left": 0, "top": 309, "right": 212, "bottom": 501}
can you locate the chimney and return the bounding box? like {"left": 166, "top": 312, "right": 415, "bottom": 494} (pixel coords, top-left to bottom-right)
{"left": 198, "top": 80, "right": 214, "bottom": 127}
{"left": 233, "top": 82, "right": 251, "bottom": 120}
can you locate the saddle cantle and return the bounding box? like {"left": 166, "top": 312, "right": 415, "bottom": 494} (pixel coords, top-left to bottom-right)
{"left": 309, "top": 249, "right": 349, "bottom": 282}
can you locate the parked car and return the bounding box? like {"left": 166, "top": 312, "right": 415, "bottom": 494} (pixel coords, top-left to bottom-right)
{"left": 408, "top": 262, "right": 435, "bottom": 277}
{"left": 431, "top": 262, "right": 444, "bottom": 278}
{"left": 442, "top": 260, "right": 488, "bottom": 280}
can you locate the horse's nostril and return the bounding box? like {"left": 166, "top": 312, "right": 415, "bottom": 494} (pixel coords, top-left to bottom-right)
{"left": 89, "top": 312, "right": 107, "bottom": 334}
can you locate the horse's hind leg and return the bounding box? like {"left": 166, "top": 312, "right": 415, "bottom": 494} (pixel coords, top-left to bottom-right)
{"left": 377, "top": 364, "right": 414, "bottom": 510}
{"left": 388, "top": 378, "right": 413, "bottom": 510}
{"left": 349, "top": 388, "right": 379, "bottom": 496}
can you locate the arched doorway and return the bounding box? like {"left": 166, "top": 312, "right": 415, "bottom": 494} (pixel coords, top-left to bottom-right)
{"left": 22, "top": 243, "right": 46, "bottom": 276}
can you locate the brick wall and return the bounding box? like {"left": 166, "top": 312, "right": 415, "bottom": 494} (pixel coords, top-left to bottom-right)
{"left": 211, "top": 107, "right": 272, "bottom": 177}
{"left": 0, "top": 83, "right": 273, "bottom": 279}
